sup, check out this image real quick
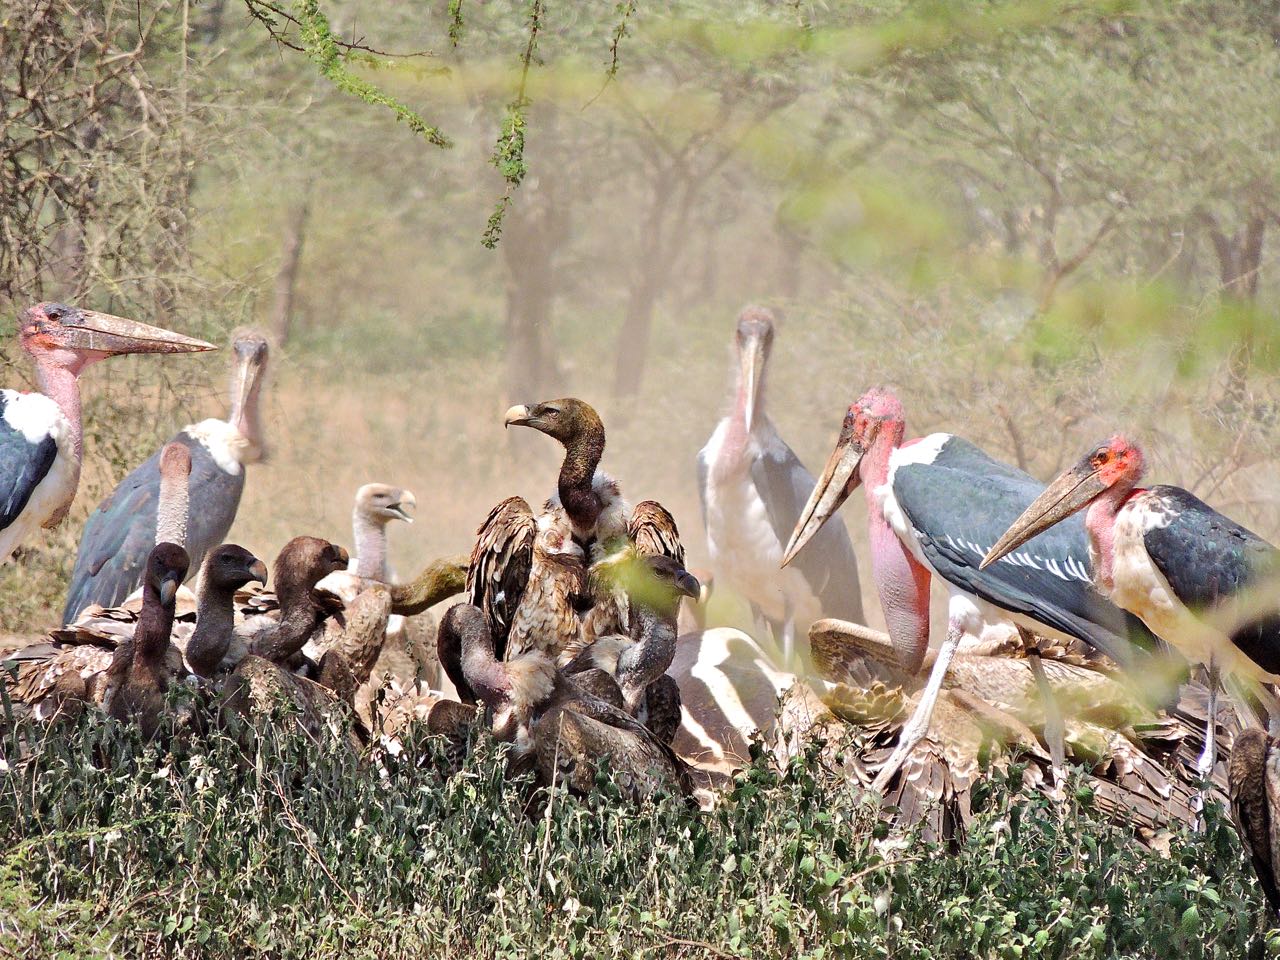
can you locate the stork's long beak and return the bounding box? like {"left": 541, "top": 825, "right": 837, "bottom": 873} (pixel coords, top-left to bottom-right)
{"left": 782, "top": 423, "right": 865, "bottom": 568}
{"left": 248, "top": 559, "right": 269, "bottom": 587}
{"left": 229, "top": 336, "right": 267, "bottom": 430}
{"left": 61, "top": 311, "right": 215, "bottom": 356}
{"left": 739, "top": 333, "right": 766, "bottom": 434}
{"left": 675, "top": 569, "right": 702, "bottom": 600}
{"left": 504, "top": 404, "right": 534, "bottom": 428}
{"left": 980, "top": 457, "right": 1110, "bottom": 569}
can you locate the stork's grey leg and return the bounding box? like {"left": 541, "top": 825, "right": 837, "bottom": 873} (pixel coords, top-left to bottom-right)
{"left": 1027, "top": 649, "right": 1066, "bottom": 786}
{"left": 1196, "top": 657, "right": 1219, "bottom": 784}
{"left": 872, "top": 622, "right": 962, "bottom": 794}
{"left": 780, "top": 599, "right": 797, "bottom": 673}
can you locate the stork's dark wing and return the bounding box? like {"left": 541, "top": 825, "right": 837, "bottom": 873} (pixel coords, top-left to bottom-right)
{"left": 0, "top": 393, "right": 58, "bottom": 532}
{"left": 749, "top": 432, "right": 864, "bottom": 622}
{"left": 1229, "top": 729, "right": 1280, "bottom": 915}
{"left": 894, "top": 437, "right": 1160, "bottom": 665}
{"left": 628, "top": 500, "right": 684, "bottom": 565}
{"left": 63, "top": 432, "right": 244, "bottom": 624}
{"left": 1143, "top": 485, "right": 1280, "bottom": 674}
{"left": 466, "top": 497, "right": 535, "bottom": 660}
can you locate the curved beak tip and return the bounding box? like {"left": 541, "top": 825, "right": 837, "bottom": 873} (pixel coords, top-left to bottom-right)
{"left": 249, "top": 562, "right": 268, "bottom": 586}
{"left": 160, "top": 580, "right": 179, "bottom": 606}
{"left": 503, "top": 404, "right": 532, "bottom": 428}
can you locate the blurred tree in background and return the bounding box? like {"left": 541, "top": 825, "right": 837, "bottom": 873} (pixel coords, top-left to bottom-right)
{"left": 0, "top": 0, "right": 1275, "bottom": 630}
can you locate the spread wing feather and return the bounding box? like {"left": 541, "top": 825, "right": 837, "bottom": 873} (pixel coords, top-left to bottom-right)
{"left": 466, "top": 497, "right": 536, "bottom": 661}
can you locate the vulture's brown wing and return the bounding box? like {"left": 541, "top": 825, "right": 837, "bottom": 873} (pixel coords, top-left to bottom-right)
{"left": 1229, "top": 728, "right": 1280, "bottom": 914}
{"left": 467, "top": 497, "right": 536, "bottom": 659}
{"left": 628, "top": 500, "right": 684, "bottom": 565}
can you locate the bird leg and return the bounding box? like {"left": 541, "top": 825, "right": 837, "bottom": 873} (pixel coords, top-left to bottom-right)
{"left": 1020, "top": 628, "right": 1065, "bottom": 787}
{"left": 780, "top": 599, "right": 797, "bottom": 673}
{"left": 871, "top": 622, "right": 962, "bottom": 794}
{"left": 1197, "top": 657, "right": 1219, "bottom": 784}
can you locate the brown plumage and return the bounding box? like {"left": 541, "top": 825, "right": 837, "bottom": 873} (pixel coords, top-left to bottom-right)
{"left": 445, "top": 602, "right": 692, "bottom": 801}
{"left": 2, "top": 448, "right": 195, "bottom": 722}
{"left": 627, "top": 500, "right": 685, "bottom": 567}
{"left": 101, "top": 543, "right": 189, "bottom": 738}
{"left": 217, "top": 538, "right": 362, "bottom": 744}
{"left": 241, "top": 537, "right": 350, "bottom": 666}
{"left": 565, "top": 555, "right": 698, "bottom": 728}
{"left": 1229, "top": 727, "right": 1280, "bottom": 917}
{"left": 810, "top": 615, "right": 1234, "bottom": 844}
{"left": 185, "top": 545, "right": 268, "bottom": 678}
{"left": 579, "top": 500, "right": 687, "bottom": 647}
{"left": 503, "top": 398, "right": 608, "bottom": 540}
{"left": 465, "top": 501, "right": 585, "bottom": 675}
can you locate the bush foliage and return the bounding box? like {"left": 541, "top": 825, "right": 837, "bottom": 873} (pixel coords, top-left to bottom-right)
{"left": 2, "top": 713, "right": 1277, "bottom": 959}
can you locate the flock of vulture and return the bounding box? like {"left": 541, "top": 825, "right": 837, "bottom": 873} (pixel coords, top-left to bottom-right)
{"left": 2, "top": 301, "right": 1280, "bottom": 914}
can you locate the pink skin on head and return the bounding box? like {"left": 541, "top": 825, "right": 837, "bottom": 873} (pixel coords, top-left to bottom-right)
{"left": 1082, "top": 435, "right": 1147, "bottom": 591}
{"left": 849, "top": 388, "right": 932, "bottom": 673}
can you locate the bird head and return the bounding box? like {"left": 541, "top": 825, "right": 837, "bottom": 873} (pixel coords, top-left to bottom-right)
{"left": 147, "top": 542, "right": 191, "bottom": 608}
{"left": 782, "top": 386, "right": 905, "bottom": 567}
{"left": 202, "top": 544, "right": 268, "bottom": 591}
{"left": 229, "top": 331, "right": 269, "bottom": 462}
{"left": 503, "top": 398, "right": 604, "bottom": 449}
{"left": 273, "top": 537, "right": 351, "bottom": 605}
{"left": 356, "top": 483, "right": 416, "bottom": 525}
{"left": 981, "top": 436, "right": 1146, "bottom": 569}
{"left": 18, "top": 302, "right": 214, "bottom": 373}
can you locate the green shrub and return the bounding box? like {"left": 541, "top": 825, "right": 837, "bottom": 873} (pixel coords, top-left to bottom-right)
{"left": 1, "top": 713, "right": 1276, "bottom": 959}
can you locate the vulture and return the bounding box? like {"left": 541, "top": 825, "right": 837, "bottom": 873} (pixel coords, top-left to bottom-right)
{"left": 443, "top": 602, "right": 692, "bottom": 801}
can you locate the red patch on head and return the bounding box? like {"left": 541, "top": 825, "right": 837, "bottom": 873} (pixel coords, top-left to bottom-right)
{"left": 850, "top": 387, "right": 904, "bottom": 443}
{"left": 1089, "top": 435, "right": 1144, "bottom": 486}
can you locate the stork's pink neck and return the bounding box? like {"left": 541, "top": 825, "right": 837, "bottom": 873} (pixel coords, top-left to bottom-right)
{"left": 1084, "top": 484, "right": 1142, "bottom": 593}
{"left": 31, "top": 357, "right": 85, "bottom": 461}
{"left": 713, "top": 366, "right": 763, "bottom": 479}
{"left": 862, "top": 423, "right": 931, "bottom": 673}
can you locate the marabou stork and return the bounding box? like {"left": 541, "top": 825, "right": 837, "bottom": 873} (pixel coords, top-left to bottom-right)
{"left": 0, "top": 302, "right": 212, "bottom": 564}
{"left": 442, "top": 602, "right": 693, "bottom": 801}
{"left": 698, "top": 307, "right": 864, "bottom": 668}
{"left": 981, "top": 435, "right": 1280, "bottom": 779}
{"left": 62, "top": 332, "right": 268, "bottom": 623}
{"left": 782, "top": 388, "right": 1159, "bottom": 790}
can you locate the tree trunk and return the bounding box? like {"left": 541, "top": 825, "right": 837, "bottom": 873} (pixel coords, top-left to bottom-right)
{"left": 501, "top": 176, "right": 568, "bottom": 402}
{"left": 271, "top": 194, "right": 311, "bottom": 347}
{"left": 612, "top": 171, "right": 684, "bottom": 399}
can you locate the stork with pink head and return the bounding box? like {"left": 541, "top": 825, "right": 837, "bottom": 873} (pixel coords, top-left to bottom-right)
{"left": 0, "top": 302, "right": 213, "bottom": 563}
{"left": 783, "top": 386, "right": 1159, "bottom": 790}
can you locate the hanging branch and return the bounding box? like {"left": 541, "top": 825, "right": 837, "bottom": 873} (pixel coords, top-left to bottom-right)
{"left": 247, "top": 0, "right": 451, "bottom": 148}
{"left": 482, "top": 0, "right": 544, "bottom": 249}
{"left": 448, "top": 0, "right": 465, "bottom": 47}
